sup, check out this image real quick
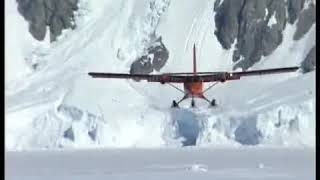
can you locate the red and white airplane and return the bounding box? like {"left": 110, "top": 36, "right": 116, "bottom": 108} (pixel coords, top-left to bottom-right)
{"left": 89, "top": 44, "right": 299, "bottom": 108}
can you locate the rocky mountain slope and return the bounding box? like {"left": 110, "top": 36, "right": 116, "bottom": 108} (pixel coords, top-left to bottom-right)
{"left": 17, "top": 0, "right": 78, "bottom": 42}
{"left": 213, "top": 0, "right": 315, "bottom": 70}
{"left": 16, "top": 0, "right": 315, "bottom": 72}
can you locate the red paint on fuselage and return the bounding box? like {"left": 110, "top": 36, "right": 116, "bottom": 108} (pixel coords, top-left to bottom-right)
{"left": 182, "top": 44, "right": 205, "bottom": 98}
{"left": 184, "top": 82, "right": 203, "bottom": 97}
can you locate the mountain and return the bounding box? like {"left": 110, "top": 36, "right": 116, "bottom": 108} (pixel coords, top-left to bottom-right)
{"left": 5, "top": 0, "right": 315, "bottom": 150}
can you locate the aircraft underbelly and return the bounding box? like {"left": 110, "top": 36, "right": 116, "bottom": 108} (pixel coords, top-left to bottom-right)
{"left": 184, "top": 82, "right": 203, "bottom": 97}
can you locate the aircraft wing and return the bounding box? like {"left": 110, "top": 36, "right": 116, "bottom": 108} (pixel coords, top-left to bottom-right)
{"left": 196, "top": 66, "right": 300, "bottom": 82}
{"left": 228, "top": 67, "right": 300, "bottom": 77}
{"left": 88, "top": 72, "right": 187, "bottom": 83}
{"left": 88, "top": 66, "right": 299, "bottom": 83}
{"left": 89, "top": 72, "right": 152, "bottom": 80}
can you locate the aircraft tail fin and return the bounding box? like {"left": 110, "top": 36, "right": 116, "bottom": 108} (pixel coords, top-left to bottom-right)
{"left": 193, "top": 43, "right": 197, "bottom": 74}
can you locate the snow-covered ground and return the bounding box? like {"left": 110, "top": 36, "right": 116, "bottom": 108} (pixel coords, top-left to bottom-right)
{"left": 5, "top": 0, "right": 315, "bottom": 150}
{"left": 5, "top": 0, "right": 315, "bottom": 179}
{"left": 6, "top": 147, "right": 315, "bottom": 180}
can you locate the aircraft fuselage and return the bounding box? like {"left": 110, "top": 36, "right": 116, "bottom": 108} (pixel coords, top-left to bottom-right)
{"left": 184, "top": 82, "right": 203, "bottom": 98}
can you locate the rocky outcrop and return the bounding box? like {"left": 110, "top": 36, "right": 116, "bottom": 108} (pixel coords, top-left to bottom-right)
{"left": 287, "top": 0, "right": 305, "bottom": 24}
{"left": 130, "top": 37, "right": 169, "bottom": 74}
{"left": 293, "top": 2, "right": 315, "bottom": 40}
{"left": 235, "top": 0, "right": 287, "bottom": 70}
{"left": 301, "top": 46, "right": 315, "bottom": 73}
{"left": 214, "top": 0, "right": 245, "bottom": 49}
{"left": 16, "top": 0, "right": 78, "bottom": 42}
{"left": 215, "top": 0, "right": 288, "bottom": 70}
{"left": 214, "top": 0, "right": 315, "bottom": 70}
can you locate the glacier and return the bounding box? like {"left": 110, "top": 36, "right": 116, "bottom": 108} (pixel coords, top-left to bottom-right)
{"left": 5, "top": 0, "right": 315, "bottom": 151}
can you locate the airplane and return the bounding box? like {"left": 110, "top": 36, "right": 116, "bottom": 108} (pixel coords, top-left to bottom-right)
{"left": 88, "top": 44, "right": 299, "bottom": 108}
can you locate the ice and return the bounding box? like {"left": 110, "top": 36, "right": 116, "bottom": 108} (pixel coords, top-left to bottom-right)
{"left": 5, "top": 0, "right": 315, "bottom": 178}
{"left": 5, "top": 0, "right": 315, "bottom": 150}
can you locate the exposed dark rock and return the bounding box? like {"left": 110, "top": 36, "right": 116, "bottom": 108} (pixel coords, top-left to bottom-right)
{"left": 262, "top": 0, "right": 287, "bottom": 54}
{"left": 214, "top": 0, "right": 316, "bottom": 70}
{"left": 16, "top": 0, "right": 78, "bottom": 42}
{"left": 130, "top": 36, "right": 169, "bottom": 75}
{"left": 233, "top": 0, "right": 267, "bottom": 69}
{"left": 235, "top": 0, "right": 287, "bottom": 69}
{"left": 148, "top": 42, "right": 169, "bottom": 71}
{"left": 287, "top": 0, "right": 305, "bottom": 24}
{"left": 215, "top": 0, "right": 288, "bottom": 70}
{"left": 63, "top": 127, "right": 75, "bottom": 141}
{"left": 301, "top": 46, "right": 315, "bottom": 73}
{"left": 214, "top": 0, "right": 245, "bottom": 49}
{"left": 130, "top": 55, "right": 154, "bottom": 74}
{"left": 293, "top": 2, "right": 315, "bottom": 40}
{"left": 213, "top": 0, "right": 222, "bottom": 11}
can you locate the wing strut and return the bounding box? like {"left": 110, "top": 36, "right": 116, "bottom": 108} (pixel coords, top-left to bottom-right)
{"left": 203, "top": 82, "right": 219, "bottom": 93}
{"left": 167, "top": 83, "right": 185, "bottom": 94}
